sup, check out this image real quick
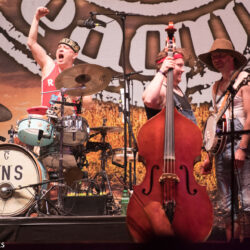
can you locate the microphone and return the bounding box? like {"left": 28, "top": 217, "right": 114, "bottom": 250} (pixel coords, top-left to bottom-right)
{"left": 77, "top": 18, "right": 105, "bottom": 29}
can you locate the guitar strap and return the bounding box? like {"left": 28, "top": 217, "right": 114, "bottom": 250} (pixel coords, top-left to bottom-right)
{"left": 217, "top": 91, "right": 230, "bottom": 114}
{"left": 214, "top": 68, "right": 243, "bottom": 114}
{"left": 214, "top": 77, "right": 230, "bottom": 111}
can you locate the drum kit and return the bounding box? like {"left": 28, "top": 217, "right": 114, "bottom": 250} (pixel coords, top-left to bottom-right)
{"left": 0, "top": 64, "right": 136, "bottom": 217}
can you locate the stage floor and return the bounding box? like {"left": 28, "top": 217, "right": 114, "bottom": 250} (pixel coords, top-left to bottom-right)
{"left": 1, "top": 215, "right": 250, "bottom": 250}
{"left": 0, "top": 215, "right": 132, "bottom": 243}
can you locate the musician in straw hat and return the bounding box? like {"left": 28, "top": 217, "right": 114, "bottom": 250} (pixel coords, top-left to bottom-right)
{"left": 199, "top": 38, "right": 250, "bottom": 241}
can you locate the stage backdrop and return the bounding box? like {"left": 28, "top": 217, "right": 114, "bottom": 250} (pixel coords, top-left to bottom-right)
{"left": 0, "top": 0, "right": 249, "bottom": 192}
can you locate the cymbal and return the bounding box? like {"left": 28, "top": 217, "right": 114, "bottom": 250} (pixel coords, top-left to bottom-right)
{"left": 0, "top": 104, "right": 12, "bottom": 122}
{"left": 55, "top": 64, "right": 113, "bottom": 96}
{"left": 90, "top": 126, "right": 123, "bottom": 133}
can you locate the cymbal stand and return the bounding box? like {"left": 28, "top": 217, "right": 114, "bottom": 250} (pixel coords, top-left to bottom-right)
{"left": 7, "top": 125, "right": 15, "bottom": 143}
{"left": 93, "top": 122, "right": 113, "bottom": 196}
{"left": 122, "top": 72, "right": 140, "bottom": 190}
{"left": 56, "top": 89, "right": 66, "bottom": 211}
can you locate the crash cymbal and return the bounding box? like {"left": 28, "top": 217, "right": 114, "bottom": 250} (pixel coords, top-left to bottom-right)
{"left": 55, "top": 64, "right": 113, "bottom": 96}
{"left": 0, "top": 104, "right": 12, "bottom": 122}
{"left": 90, "top": 126, "right": 123, "bottom": 133}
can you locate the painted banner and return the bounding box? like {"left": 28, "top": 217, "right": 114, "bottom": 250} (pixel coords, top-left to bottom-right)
{"left": 0, "top": 0, "right": 249, "bottom": 141}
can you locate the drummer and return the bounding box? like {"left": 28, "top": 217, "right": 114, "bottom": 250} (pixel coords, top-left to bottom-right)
{"left": 27, "top": 7, "right": 93, "bottom": 184}
{"left": 27, "top": 6, "right": 92, "bottom": 112}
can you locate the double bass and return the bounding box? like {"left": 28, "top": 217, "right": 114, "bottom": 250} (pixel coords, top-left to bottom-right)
{"left": 126, "top": 22, "right": 213, "bottom": 242}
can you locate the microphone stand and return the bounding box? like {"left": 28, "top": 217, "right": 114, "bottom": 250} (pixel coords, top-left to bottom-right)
{"left": 229, "top": 94, "right": 237, "bottom": 242}
{"left": 57, "top": 88, "right": 66, "bottom": 212}
{"left": 113, "top": 12, "right": 139, "bottom": 189}
{"left": 122, "top": 72, "right": 139, "bottom": 189}
{"left": 86, "top": 11, "right": 140, "bottom": 189}
{"left": 216, "top": 77, "right": 250, "bottom": 242}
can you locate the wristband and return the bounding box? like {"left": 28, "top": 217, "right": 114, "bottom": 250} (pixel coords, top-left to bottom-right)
{"left": 158, "top": 70, "right": 166, "bottom": 76}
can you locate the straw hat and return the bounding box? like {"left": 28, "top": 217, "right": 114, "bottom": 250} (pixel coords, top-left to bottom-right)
{"left": 198, "top": 38, "right": 247, "bottom": 72}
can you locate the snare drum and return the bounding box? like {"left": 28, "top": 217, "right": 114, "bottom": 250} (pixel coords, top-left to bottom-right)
{"left": 62, "top": 115, "right": 89, "bottom": 146}
{"left": 0, "top": 143, "right": 47, "bottom": 216}
{"left": 17, "top": 114, "right": 54, "bottom": 147}
{"left": 112, "top": 147, "right": 137, "bottom": 164}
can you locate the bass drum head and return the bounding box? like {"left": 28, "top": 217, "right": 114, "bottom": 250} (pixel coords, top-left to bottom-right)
{"left": 0, "top": 143, "right": 47, "bottom": 216}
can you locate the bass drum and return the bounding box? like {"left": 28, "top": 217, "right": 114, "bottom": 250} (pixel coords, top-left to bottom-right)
{"left": 0, "top": 143, "right": 47, "bottom": 217}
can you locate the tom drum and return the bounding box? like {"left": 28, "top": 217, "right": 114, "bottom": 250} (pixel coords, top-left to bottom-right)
{"left": 17, "top": 114, "right": 54, "bottom": 147}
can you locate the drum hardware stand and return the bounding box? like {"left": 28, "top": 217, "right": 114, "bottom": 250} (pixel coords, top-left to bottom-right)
{"left": 7, "top": 125, "right": 15, "bottom": 143}
{"left": 10, "top": 178, "right": 64, "bottom": 216}
{"left": 92, "top": 119, "right": 113, "bottom": 196}
{"left": 76, "top": 151, "right": 89, "bottom": 169}
{"left": 50, "top": 86, "right": 86, "bottom": 212}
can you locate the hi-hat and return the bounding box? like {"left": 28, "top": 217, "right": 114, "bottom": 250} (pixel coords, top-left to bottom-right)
{"left": 0, "top": 104, "right": 12, "bottom": 122}
{"left": 90, "top": 126, "right": 123, "bottom": 133}
{"left": 55, "top": 64, "right": 113, "bottom": 96}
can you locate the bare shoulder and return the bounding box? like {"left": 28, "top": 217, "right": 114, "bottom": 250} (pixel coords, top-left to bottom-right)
{"left": 239, "top": 71, "right": 250, "bottom": 93}
{"left": 212, "top": 80, "right": 219, "bottom": 95}
{"left": 242, "top": 84, "right": 250, "bottom": 95}
{"left": 42, "top": 58, "right": 56, "bottom": 78}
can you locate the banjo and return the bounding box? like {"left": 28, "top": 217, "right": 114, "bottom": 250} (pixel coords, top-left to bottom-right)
{"left": 203, "top": 74, "right": 249, "bottom": 155}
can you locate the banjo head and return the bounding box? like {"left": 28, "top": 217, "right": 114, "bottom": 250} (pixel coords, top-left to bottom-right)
{"left": 203, "top": 115, "right": 218, "bottom": 152}
{"left": 203, "top": 114, "right": 227, "bottom": 155}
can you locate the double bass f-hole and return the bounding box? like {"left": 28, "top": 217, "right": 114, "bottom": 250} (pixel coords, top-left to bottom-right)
{"left": 179, "top": 165, "right": 197, "bottom": 195}
{"left": 142, "top": 165, "right": 159, "bottom": 196}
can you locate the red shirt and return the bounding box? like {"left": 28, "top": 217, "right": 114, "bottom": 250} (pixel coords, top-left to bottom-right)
{"left": 41, "top": 63, "right": 61, "bottom": 107}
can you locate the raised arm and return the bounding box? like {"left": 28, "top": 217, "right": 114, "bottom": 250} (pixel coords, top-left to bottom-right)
{"left": 27, "top": 7, "right": 54, "bottom": 73}
{"left": 142, "top": 57, "right": 175, "bottom": 109}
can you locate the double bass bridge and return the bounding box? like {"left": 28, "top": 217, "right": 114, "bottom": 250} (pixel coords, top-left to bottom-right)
{"left": 159, "top": 173, "right": 180, "bottom": 184}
